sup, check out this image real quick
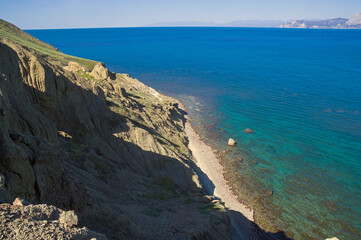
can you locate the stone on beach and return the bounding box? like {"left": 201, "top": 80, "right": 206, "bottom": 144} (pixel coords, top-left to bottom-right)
{"left": 228, "top": 138, "right": 236, "bottom": 146}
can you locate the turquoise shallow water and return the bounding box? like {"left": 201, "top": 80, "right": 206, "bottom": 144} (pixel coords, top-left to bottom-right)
{"left": 27, "top": 27, "right": 361, "bottom": 239}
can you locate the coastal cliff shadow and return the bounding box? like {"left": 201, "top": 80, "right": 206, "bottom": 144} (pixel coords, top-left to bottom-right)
{"left": 229, "top": 210, "right": 294, "bottom": 240}
{"left": 185, "top": 157, "right": 216, "bottom": 196}
{"left": 170, "top": 106, "right": 217, "bottom": 195}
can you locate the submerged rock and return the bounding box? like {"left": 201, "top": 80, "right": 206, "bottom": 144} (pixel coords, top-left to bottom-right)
{"left": 243, "top": 128, "right": 255, "bottom": 134}
{"left": 228, "top": 138, "right": 236, "bottom": 146}
{"left": 266, "top": 189, "right": 273, "bottom": 196}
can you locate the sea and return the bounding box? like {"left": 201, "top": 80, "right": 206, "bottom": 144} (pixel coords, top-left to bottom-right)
{"left": 27, "top": 27, "right": 361, "bottom": 240}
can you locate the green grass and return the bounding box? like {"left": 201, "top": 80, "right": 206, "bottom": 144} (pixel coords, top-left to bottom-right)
{"left": 152, "top": 177, "right": 178, "bottom": 194}
{"left": 198, "top": 202, "right": 226, "bottom": 214}
{"left": 79, "top": 72, "right": 96, "bottom": 81}
{"left": 137, "top": 177, "right": 179, "bottom": 201}
{"left": 0, "top": 19, "right": 96, "bottom": 69}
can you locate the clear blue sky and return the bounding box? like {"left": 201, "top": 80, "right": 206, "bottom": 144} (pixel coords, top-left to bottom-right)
{"left": 0, "top": 0, "right": 360, "bottom": 29}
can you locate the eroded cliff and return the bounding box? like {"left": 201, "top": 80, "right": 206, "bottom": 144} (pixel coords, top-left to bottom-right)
{"left": 0, "top": 19, "right": 229, "bottom": 239}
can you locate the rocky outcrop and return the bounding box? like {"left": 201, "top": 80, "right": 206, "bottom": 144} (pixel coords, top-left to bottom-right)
{"left": 0, "top": 20, "right": 230, "bottom": 239}
{"left": 0, "top": 203, "right": 106, "bottom": 240}
{"left": 63, "top": 61, "right": 86, "bottom": 72}
{"left": 90, "top": 62, "right": 114, "bottom": 80}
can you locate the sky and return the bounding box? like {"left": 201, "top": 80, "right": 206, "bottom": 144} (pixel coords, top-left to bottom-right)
{"left": 0, "top": 0, "right": 360, "bottom": 29}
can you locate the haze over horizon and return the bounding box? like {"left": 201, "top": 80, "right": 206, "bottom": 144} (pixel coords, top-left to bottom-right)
{"left": 0, "top": 0, "right": 360, "bottom": 29}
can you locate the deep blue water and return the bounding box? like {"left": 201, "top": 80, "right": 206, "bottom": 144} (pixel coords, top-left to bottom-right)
{"left": 27, "top": 27, "right": 361, "bottom": 239}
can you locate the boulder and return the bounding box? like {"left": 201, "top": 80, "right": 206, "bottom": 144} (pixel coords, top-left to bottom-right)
{"left": 59, "top": 210, "right": 78, "bottom": 227}
{"left": 90, "top": 62, "right": 110, "bottom": 79}
{"left": 63, "top": 61, "right": 86, "bottom": 73}
{"left": 12, "top": 198, "right": 30, "bottom": 207}
{"left": 228, "top": 138, "right": 236, "bottom": 146}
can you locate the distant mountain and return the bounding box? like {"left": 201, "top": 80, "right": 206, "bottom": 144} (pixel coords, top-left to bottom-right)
{"left": 146, "top": 21, "right": 218, "bottom": 27}
{"left": 220, "top": 20, "right": 284, "bottom": 28}
{"left": 146, "top": 20, "right": 285, "bottom": 28}
{"left": 280, "top": 13, "right": 361, "bottom": 29}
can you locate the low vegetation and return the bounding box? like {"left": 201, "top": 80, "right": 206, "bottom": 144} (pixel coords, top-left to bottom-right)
{"left": 0, "top": 19, "right": 95, "bottom": 69}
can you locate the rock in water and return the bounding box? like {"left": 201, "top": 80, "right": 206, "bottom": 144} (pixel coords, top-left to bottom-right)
{"left": 243, "top": 128, "right": 255, "bottom": 134}
{"left": 228, "top": 138, "right": 236, "bottom": 146}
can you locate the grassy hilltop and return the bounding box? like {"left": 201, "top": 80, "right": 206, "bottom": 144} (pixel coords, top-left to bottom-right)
{"left": 0, "top": 19, "right": 96, "bottom": 69}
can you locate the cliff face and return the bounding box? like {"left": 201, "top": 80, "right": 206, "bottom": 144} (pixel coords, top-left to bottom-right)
{"left": 0, "top": 20, "right": 229, "bottom": 239}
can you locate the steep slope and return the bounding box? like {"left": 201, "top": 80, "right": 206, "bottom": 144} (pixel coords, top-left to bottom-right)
{"left": 0, "top": 19, "right": 230, "bottom": 239}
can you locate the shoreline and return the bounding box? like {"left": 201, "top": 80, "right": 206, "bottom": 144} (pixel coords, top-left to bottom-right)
{"left": 179, "top": 102, "right": 256, "bottom": 238}
{"left": 185, "top": 119, "right": 254, "bottom": 221}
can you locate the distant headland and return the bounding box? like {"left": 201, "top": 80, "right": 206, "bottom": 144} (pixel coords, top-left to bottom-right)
{"left": 146, "top": 13, "right": 361, "bottom": 29}
{"left": 280, "top": 12, "right": 361, "bottom": 29}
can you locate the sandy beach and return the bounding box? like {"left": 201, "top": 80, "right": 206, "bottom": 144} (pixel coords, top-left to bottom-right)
{"left": 183, "top": 109, "right": 257, "bottom": 238}
{"left": 185, "top": 120, "right": 254, "bottom": 220}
